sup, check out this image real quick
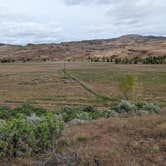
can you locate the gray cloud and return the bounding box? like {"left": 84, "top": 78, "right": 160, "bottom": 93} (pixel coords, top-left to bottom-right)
{"left": 0, "top": 6, "right": 64, "bottom": 44}
{"left": 63, "top": 0, "right": 112, "bottom": 5}
{"left": 0, "top": 0, "right": 166, "bottom": 44}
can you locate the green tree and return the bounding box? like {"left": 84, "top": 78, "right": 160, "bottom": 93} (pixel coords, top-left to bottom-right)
{"left": 119, "top": 75, "right": 138, "bottom": 100}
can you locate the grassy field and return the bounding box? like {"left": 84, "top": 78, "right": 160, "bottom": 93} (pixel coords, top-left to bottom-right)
{"left": 0, "top": 62, "right": 165, "bottom": 109}
{"left": 0, "top": 62, "right": 166, "bottom": 166}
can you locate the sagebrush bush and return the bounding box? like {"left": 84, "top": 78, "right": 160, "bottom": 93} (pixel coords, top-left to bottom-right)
{"left": 76, "top": 112, "right": 91, "bottom": 121}
{"left": 115, "top": 100, "right": 160, "bottom": 114}
{"left": 142, "top": 102, "right": 160, "bottom": 113}
{"left": 104, "top": 110, "right": 119, "bottom": 118}
{"left": 89, "top": 111, "right": 105, "bottom": 119}
{"left": 26, "top": 113, "right": 41, "bottom": 125}
{"left": 0, "top": 113, "right": 64, "bottom": 158}
{"left": 0, "top": 106, "right": 11, "bottom": 119}
{"left": 11, "top": 103, "right": 47, "bottom": 117}
{"left": 0, "top": 104, "right": 47, "bottom": 120}
{"left": 115, "top": 100, "right": 137, "bottom": 113}
{"left": 56, "top": 107, "right": 78, "bottom": 122}
{"left": 136, "top": 101, "right": 160, "bottom": 113}
{"left": 0, "top": 119, "right": 5, "bottom": 126}
{"left": 56, "top": 106, "right": 104, "bottom": 122}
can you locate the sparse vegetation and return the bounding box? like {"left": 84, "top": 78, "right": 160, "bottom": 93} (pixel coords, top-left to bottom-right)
{"left": 0, "top": 63, "right": 165, "bottom": 165}
{"left": 0, "top": 105, "right": 64, "bottom": 159}
{"left": 76, "top": 134, "right": 88, "bottom": 143}
{"left": 0, "top": 103, "right": 47, "bottom": 120}
{"left": 0, "top": 99, "right": 160, "bottom": 159}
{"left": 114, "top": 100, "right": 160, "bottom": 114}
{"left": 119, "top": 75, "right": 138, "bottom": 100}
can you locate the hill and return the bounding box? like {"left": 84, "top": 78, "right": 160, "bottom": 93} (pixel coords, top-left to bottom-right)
{"left": 1, "top": 34, "right": 166, "bottom": 62}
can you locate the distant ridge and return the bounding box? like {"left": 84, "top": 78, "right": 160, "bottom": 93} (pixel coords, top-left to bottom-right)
{"left": 0, "top": 34, "right": 166, "bottom": 62}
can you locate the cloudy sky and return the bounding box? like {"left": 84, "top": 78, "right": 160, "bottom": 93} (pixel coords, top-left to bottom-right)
{"left": 0, "top": 0, "right": 166, "bottom": 44}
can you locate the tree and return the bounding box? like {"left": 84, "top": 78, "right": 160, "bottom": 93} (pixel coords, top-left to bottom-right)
{"left": 119, "top": 75, "right": 138, "bottom": 100}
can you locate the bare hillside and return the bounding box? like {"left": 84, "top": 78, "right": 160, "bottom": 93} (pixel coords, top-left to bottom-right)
{"left": 1, "top": 34, "right": 166, "bottom": 62}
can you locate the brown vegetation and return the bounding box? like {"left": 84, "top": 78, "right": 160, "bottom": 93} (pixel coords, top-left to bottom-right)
{"left": 1, "top": 35, "right": 166, "bottom": 62}
{"left": 6, "top": 109, "right": 166, "bottom": 166}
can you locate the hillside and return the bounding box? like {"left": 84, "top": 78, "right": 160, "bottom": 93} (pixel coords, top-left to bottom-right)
{"left": 1, "top": 34, "right": 166, "bottom": 62}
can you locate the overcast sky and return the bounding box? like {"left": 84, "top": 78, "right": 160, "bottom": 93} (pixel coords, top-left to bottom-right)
{"left": 0, "top": 0, "right": 166, "bottom": 44}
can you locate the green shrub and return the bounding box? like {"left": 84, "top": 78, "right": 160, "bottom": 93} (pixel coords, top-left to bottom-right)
{"left": 89, "top": 111, "right": 105, "bottom": 120}
{"left": 0, "top": 106, "right": 11, "bottom": 119}
{"left": 0, "top": 120, "right": 6, "bottom": 126}
{"left": 56, "top": 106, "right": 105, "bottom": 122}
{"left": 104, "top": 110, "right": 119, "bottom": 118}
{"left": 11, "top": 103, "right": 47, "bottom": 118}
{"left": 119, "top": 75, "right": 138, "bottom": 100}
{"left": 76, "top": 112, "right": 91, "bottom": 121}
{"left": 0, "top": 104, "right": 47, "bottom": 120}
{"left": 115, "top": 100, "right": 160, "bottom": 114}
{"left": 136, "top": 102, "right": 160, "bottom": 113}
{"left": 152, "top": 145, "right": 160, "bottom": 153}
{"left": 80, "top": 106, "right": 96, "bottom": 113}
{"left": 115, "top": 100, "right": 137, "bottom": 113}
{"left": 56, "top": 107, "right": 78, "bottom": 122}
{"left": 76, "top": 134, "right": 88, "bottom": 143}
{"left": 142, "top": 102, "right": 160, "bottom": 113}
{"left": 0, "top": 113, "right": 64, "bottom": 158}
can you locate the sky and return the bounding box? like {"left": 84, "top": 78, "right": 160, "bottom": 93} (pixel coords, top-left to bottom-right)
{"left": 0, "top": 0, "right": 166, "bottom": 44}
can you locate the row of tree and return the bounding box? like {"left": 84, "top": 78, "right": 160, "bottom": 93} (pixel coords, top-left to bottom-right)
{"left": 88, "top": 56, "right": 166, "bottom": 64}
{"left": 0, "top": 58, "right": 51, "bottom": 63}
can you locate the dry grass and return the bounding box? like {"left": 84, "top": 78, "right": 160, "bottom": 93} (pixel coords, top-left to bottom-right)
{"left": 55, "top": 109, "right": 166, "bottom": 166}
{"left": 6, "top": 109, "right": 166, "bottom": 166}
{"left": 0, "top": 63, "right": 165, "bottom": 109}
{"left": 0, "top": 62, "right": 165, "bottom": 165}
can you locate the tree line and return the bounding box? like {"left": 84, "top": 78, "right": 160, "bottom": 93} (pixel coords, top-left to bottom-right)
{"left": 88, "top": 55, "right": 166, "bottom": 64}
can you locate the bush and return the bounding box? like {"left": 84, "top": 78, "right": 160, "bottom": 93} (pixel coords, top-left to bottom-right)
{"left": 56, "top": 107, "right": 79, "bottom": 122}
{"left": 76, "top": 112, "right": 91, "bottom": 121}
{"left": 0, "top": 106, "right": 11, "bottom": 119}
{"left": 11, "top": 103, "right": 47, "bottom": 118}
{"left": 56, "top": 106, "right": 104, "bottom": 122}
{"left": 104, "top": 110, "right": 119, "bottom": 118}
{"left": 0, "top": 120, "right": 5, "bottom": 126}
{"left": 0, "top": 104, "right": 47, "bottom": 120}
{"left": 0, "top": 113, "right": 64, "bottom": 158}
{"left": 115, "top": 100, "right": 137, "bottom": 113}
{"left": 80, "top": 106, "right": 96, "bottom": 113}
{"left": 136, "top": 102, "right": 160, "bottom": 113}
{"left": 144, "top": 103, "right": 160, "bottom": 113}
{"left": 115, "top": 100, "right": 160, "bottom": 114}
{"left": 89, "top": 111, "right": 105, "bottom": 120}
{"left": 119, "top": 75, "right": 138, "bottom": 100}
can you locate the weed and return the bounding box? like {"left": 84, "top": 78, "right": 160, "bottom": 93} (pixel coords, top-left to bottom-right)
{"left": 152, "top": 145, "right": 160, "bottom": 153}
{"left": 76, "top": 134, "right": 88, "bottom": 143}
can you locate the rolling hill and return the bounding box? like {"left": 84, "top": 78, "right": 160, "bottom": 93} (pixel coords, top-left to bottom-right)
{"left": 1, "top": 34, "right": 166, "bottom": 62}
